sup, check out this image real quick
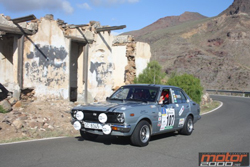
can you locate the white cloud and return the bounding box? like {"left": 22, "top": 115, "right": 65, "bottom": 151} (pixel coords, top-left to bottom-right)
{"left": 0, "top": 0, "right": 74, "bottom": 14}
{"left": 89, "top": 0, "right": 139, "bottom": 7}
{"left": 62, "top": 1, "right": 74, "bottom": 14}
{"left": 77, "top": 3, "right": 92, "bottom": 10}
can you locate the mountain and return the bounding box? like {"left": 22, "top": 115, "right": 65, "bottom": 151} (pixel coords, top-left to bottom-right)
{"left": 123, "top": 0, "right": 250, "bottom": 91}
{"left": 124, "top": 12, "right": 207, "bottom": 38}
{"left": 221, "top": 0, "right": 250, "bottom": 16}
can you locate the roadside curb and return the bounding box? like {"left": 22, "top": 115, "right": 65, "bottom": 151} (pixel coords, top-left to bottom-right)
{"left": 201, "top": 101, "right": 223, "bottom": 116}
{"left": 0, "top": 136, "right": 68, "bottom": 146}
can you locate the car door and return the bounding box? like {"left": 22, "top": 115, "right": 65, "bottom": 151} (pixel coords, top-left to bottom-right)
{"left": 157, "top": 88, "right": 177, "bottom": 132}
{"left": 171, "top": 88, "right": 190, "bottom": 129}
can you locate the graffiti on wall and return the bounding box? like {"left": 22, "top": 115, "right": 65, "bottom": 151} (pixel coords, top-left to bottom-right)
{"left": 25, "top": 45, "right": 67, "bottom": 87}
{"left": 89, "top": 49, "right": 113, "bottom": 87}
{"left": 90, "top": 62, "right": 113, "bottom": 86}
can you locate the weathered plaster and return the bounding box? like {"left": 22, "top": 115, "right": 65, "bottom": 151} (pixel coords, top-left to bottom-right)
{"left": 23, "top": 18, "right": 70, "bottom": 99}
{"left": 112, "top": 45, "right": 127, "bottom": 87}
{"left": 88, "top": 31, "right": 114, "bottom": 101}
{"left": 135, "top": 42, "right": 151, "bottom": 77}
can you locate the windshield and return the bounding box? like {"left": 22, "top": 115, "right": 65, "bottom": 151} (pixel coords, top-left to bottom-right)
{"left": 109, "top": 86, "right": 159, "bottom": 102}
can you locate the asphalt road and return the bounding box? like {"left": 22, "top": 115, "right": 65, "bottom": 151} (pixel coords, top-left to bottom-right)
{"left": 0, "top": 95, "right": 249, "bottom": 167}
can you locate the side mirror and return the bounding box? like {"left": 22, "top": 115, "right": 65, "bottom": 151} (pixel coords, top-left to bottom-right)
{"left": 187, "top": 99, "right": 190, "bottom": 103}
{"left": 106, "top": 97, "right": 110, "bottom": 100}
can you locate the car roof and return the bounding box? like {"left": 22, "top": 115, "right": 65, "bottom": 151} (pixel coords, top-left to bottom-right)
{"left": 122, "top": 84, "right": 181, "bottom": 89}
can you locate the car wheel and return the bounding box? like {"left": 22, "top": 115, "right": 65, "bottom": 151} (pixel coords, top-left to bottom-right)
{"left": 80, "top": 130, "right": 98, "bottom": 140}
{"left": 130, "top": 120, "right": 151, "bottom": 147}
{"left": 180, "top": 115, "right": 193, "bottom": 135}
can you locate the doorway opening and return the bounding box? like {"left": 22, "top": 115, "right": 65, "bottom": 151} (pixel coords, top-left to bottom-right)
{"left": 69, "top": 41, "right": 85, "bottom": 102}
{"left": 0, "top": 35, "right": 14, "bottom": 89}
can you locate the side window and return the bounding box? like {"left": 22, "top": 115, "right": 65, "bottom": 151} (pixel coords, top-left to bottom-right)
{"left": 159, "top": 89, "right": 171, "bottom": 104}
{"left": 172, "top": 89, "right": 187, "bottom": 103}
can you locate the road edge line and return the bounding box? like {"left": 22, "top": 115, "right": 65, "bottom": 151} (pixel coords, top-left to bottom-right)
{"left": 201, "top": 101, "right": 223, "bottom": 116}
{"left": 0, "top": 136, "right": 68, "bottom": 146}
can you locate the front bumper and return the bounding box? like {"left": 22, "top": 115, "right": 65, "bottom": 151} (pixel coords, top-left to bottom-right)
{"left": 71, "top": 119, "right": 132, "bottom": 136}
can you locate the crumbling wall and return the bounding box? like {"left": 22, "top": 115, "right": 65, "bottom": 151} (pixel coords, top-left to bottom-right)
{"left": 88, "top": 31, "right": 114, "bottom": 102}
{"left": 1, "top": 13, "right": 151, "bottom": 103}
{"left": 135, "top": 42, "right": 151, "bottom": 77}
{"left": 23, "top": 15, "right": 70, "bottom": 99}
{"left": 112, "top": 35, "right": 151, "bottom": 85}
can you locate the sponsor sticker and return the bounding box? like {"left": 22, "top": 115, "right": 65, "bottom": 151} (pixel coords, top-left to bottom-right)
{"left": 160, "top": 108, "right": 175, "bottom": 131}
{"left": 178, "top": 118, "right": 185, "bottom": 127}
{"left": 199, "top": 152, "right": 249, "bottom": 166}
{"left": 158, "top": 112, "right": 162, "bottom": 117}
{"left": 179, "top": 106, "right": 184, "bottom": 116}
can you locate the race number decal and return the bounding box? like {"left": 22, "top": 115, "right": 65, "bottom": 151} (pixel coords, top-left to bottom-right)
{"left": 160, "top": 108, "right": 175, "bottom": 130}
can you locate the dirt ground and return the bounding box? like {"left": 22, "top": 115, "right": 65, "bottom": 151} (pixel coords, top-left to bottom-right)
{"left": 0, "top": 98, "right": 80, "bottom": 143}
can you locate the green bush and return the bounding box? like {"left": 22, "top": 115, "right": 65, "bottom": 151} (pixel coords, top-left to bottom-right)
{"left": 0, "top": 105, "right": 7, "bottom": 113}
{"left": 133, "top": 61, "right": 165, "bottom": 84}
{"left": 167, "top": 73, "right": 203, "bottom": 104}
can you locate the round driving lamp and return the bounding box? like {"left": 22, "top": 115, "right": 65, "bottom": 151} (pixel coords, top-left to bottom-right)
{"left": 73, "top": 121, "right": 81, "bottom": 130}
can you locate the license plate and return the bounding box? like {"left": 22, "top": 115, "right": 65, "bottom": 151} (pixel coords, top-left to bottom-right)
{"left": 84, "top": 122, "right": 102, "bottom": 130}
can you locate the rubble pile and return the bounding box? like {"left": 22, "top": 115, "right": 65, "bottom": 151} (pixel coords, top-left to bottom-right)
{"left": 0, "top": 89, "right": 78, "bottom": 142}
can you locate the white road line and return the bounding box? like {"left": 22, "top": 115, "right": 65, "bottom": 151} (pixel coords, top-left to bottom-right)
{"left": 0, "top": 136, "right": 68, "bottom": 146}
{"left": 201, "top": 101, "right": 223, "bottom": 116}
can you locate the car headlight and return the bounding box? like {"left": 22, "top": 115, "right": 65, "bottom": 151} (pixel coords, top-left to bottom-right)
{"left": 73, "top": 121, "right": 81, "bottom": 130}
{"left": 117, "top": 113, "right": 124, "bottom": 123}
{"left": 98, "top": 113, "right": 107, "bottom": 123}
{"left": 76, "top": 111, "right": 84, "bottom": 121}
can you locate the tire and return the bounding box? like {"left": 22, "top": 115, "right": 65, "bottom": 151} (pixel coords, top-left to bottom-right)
{"left": 180, "top": 115, "right": 194, "bottom": 135}
{"left": 80, "top": 130, "right": 98, "bottom": 140}
{"left": 130, "top": 120, "right": 151, "bottom": 147}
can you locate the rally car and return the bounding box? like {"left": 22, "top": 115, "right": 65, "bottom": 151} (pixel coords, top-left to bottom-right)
{"left": 71, "top": 84, "right": 201, "bottom": 147}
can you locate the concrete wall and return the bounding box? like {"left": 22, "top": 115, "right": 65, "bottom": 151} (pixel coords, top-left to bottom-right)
{"left": 23, "top": 17, "right": 70, "bottom": 99}
{"left": 112, "top": 45, "right": 127, "bottom": 87}
{"left": 135, "top": 42, "right": 151, "bottom": 77}
{"left": 88, "top": 31, "right": 114, "bottom": 101}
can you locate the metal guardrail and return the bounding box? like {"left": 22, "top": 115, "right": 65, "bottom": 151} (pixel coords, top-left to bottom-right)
{"left": 206, "top": 90, "right": 250, "bottom": 97}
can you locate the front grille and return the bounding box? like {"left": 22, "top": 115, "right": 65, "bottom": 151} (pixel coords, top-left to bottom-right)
{"left": 72, "top": 110, "right": 121, "bottom": 123}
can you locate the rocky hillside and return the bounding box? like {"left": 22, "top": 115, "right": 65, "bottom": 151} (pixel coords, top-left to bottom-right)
{"left": 221, "top": 0, "right": 250, "bottom": 16}
{"left": 124, "top": 0, "right": 250, "bottom": 91}
{"left": 124, "top": 12, "right": 207, "bottom": 38}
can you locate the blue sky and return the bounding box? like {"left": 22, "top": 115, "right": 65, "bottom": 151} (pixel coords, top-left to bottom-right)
{"left": 0, "top": 0, "right": 233, "bottom": 34}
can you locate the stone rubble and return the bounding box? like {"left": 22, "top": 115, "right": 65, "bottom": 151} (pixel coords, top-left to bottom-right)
{"left": 0, "top": 91, "right": 79, "bottom": 142}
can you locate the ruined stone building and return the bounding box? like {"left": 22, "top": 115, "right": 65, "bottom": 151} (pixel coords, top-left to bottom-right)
{"left": 0, "top": 14, "right": 151, "bottom": 103}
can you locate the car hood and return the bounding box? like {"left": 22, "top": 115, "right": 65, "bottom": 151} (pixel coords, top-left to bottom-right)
{"left": 72, "top": 101, "right": 155, "bottom": 113}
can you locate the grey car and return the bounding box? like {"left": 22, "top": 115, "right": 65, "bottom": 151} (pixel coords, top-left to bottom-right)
{"left": 71, "top": 84, "right": 201, "bottom": 146}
